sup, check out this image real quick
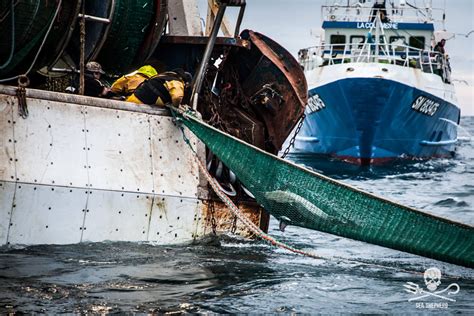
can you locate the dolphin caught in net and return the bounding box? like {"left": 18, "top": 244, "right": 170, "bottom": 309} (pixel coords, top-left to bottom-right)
{"left": 177, "top": 110, "right": 474, "bottom": 268}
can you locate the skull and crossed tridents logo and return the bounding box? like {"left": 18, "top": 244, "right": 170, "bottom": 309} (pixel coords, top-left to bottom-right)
{"left": 404, "top": 267, "right": 460, "bottom": 302}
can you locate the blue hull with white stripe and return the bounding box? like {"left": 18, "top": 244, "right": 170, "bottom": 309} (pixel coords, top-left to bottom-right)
{"left": 289, "top": 78, "right": 460, "bottom": 165}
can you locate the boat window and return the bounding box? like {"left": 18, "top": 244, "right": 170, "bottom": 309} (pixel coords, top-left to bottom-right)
{"left": 350, "top": 35, "right": 365, "bottom": 49}
{"left": 409, "top": 36, "right": 425, "bottom": 51}
{"left": 330, "top": 35, "right": 346, "bottom": 50}
{"left": 389, "top": 36, "right": 406, "bottom": 52}
{"left": 390, "top": 36, "right": 406, "bottom": 44}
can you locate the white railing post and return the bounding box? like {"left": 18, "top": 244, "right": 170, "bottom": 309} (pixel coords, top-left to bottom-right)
{"left": 375, "top": 14, "right": 380, "bottom": 62}
{"left": 329, "top": 44, "right": 334, "bottom": 65}
{"left": 342, "top": 43, "right": 347, "bottom": 64}
{"left": 405, "top": 46, "right": 409, "bottom": 67}
{"left": 429, "top": 53, "right": 434, "bottom": 74}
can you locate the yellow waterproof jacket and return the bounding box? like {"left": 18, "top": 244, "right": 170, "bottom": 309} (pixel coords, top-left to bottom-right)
{"left": 111, "top": 72, "right": 148, "bottom": 95}
{"left": 162, "top": 80, "right": 185, "bottom": 106}
{"left": 111, "top": 65, "right": 158, "bottom": 96}
{"left": 126, "top": 74, "right": 185, "bottom": 107}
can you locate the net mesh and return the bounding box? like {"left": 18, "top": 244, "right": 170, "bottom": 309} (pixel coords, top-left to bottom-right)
{"left": 180, "top": 111, "right": 474, "bottom": 268}
{"left": 98, "top": 0, "right": 155, "bottom": 74}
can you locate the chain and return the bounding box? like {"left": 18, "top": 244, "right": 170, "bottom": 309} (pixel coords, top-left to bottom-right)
{"left": 172, "top": 110, "right": 322, "bottom": 259}
{"left": 170, "top": 109, "right": 430, "bottom": 275}
{"left": 210, "top": 200, "right": 217, "bottom": 235}
{"left": 194, "top": 145, "right": 323, "bottom": 259}
{"left": 280, "top": 113, "right": 306, "bottom": 158}
{"left": 230, "top": 190, "right": 239, "bottom": 234}
{"left": 169, "top": 108, "right": 430, "bottom": 275}
{"left": 230, "top": 214, "right": 238, "bottom": 234}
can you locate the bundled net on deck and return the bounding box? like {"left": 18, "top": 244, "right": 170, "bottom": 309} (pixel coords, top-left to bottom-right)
{"left": 179, "top": 111, "right": 473, "bottom": 268}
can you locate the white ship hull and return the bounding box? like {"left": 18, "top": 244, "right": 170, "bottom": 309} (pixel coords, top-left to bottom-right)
{"left": 0, "top": 86, "right": 264, "bottom": 246}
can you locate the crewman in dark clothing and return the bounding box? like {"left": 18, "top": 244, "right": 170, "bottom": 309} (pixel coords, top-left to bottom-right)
{"left": 84, "top": 61, "right": 110, "bottom": 97}
{"left": 370, "top": 0, "right": 389, "bottom": 23}
{"left": 126, "top": 69, "right": 192, "bottom": 107}
{"left": 433, "top": 39, "right": 448, "bottom": 81}
{"left": 433, "top": 39, "right": 446, "bottom": 54}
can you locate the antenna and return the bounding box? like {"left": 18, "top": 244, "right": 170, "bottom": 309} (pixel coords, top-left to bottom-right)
{"left": 443, "top": 0, "right": 446, "bottom": 30}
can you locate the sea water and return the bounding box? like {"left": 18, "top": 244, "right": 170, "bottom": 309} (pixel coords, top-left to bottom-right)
{"left": 1, "top": 117, "right": 473, "bottom": 314}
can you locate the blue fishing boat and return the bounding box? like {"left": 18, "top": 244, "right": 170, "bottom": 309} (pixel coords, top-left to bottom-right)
{"left": 287, "top": 0, "right": 460, "bottom": 165}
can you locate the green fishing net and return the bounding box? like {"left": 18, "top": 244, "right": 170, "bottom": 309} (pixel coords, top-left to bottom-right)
{"left": 180, "top": 112, "right": 474, "bottom": 268}
{"left": 98, "top": 0, "right": 156, "bottom": 73}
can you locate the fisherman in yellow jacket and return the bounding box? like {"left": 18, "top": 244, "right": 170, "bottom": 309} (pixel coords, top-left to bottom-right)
{"left": 126, "top": 69, "right": 192, "bottom": 107}
{"left": 110, "top": 65, "right": 158, "bottom": 97}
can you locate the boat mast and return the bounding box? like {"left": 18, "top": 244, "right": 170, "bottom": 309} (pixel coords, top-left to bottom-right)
{"left": 375, "top": 12, "right": 380, "bottom": 60}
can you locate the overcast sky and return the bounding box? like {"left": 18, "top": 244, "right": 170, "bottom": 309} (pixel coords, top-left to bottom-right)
{"left": 198, "top": 0, "right": 474, "bottom": 116}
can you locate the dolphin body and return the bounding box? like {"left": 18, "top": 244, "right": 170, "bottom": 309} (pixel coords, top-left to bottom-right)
{"left": 263, "top": 190, "right": 352, "bottom": 229}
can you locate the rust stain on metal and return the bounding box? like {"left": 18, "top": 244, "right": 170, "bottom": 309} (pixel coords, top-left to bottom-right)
{"left": 154, "top": 198, "right": 168, "bottom": 220}
{"left": 201, "top": 199, "right": 267, "bottom": 238}
{"left": 200, "top": 29, "right": 308, "bottom": 153}
{"left": 145, "top": 196, "right": 155, "bottom": 239}
{"left": 246, "top": 30, "right": 307, "bottom": 106}
{"left": 238, "top": 30, "right": 308, "bottom": 151}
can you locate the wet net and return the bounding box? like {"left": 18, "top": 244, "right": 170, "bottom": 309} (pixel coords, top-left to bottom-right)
{"left": 179, "top": 111, "right": 474, "bottom": 268}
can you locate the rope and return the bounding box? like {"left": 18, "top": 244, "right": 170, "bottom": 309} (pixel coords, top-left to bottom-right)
{"left": 170, "top": 107, "right": 436, "bottom": 276}
{"left": 0, "top": 0, "right": 63, "bottom": 83}
{"left": 171, "top": 108, "right": 324, "bottom": 260}
{"left": 200, "top": 158, "right": 325, "bottom": 259}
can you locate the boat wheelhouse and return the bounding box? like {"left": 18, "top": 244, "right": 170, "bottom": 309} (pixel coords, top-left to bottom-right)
{"left": 288, "top": 0, "right": 460, "bottom": 165}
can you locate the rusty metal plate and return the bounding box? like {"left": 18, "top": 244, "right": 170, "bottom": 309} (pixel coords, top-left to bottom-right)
{"left": 150, "top": 116, "right": 200, "bottom": 197}
{"left": 0, "top": 181, "right": 14, "bottom": 245}
{"left": 201, "top": 200, "right": 266, "bottom": 237}
{"left": 84, "top": 107, "right": 154, "bottom": 193}
{"left": 0, "top": 95, "right": 15, "bottom": 182}
{"left": 12, "top": 98, "right": 89, "bottom": 187}
{"left": 81, "top": 190, "right": 154, "bottom": 242}
{"left": 147, "top": 195, "right": 202, "bottom": 245}
{"left": 8, "top": 183, "right": 87, "bottom": 245}
{"left": 237, "top": 30, "right": 308, "bottom": 151}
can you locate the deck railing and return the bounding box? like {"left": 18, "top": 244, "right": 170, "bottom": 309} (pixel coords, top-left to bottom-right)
{"left": 321, "top": 3, "right": 445, "bottom": 24}
{"left": 298, "top": 43, "right": 452, "bottom": 83}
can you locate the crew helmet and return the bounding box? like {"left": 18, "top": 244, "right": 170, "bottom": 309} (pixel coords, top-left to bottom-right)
{"left": 137, "top": 65, "right": 158, "bottom": 78}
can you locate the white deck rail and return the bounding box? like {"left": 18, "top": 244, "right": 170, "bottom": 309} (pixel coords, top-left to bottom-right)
{"left": 321, "top": 2, "right": 445, "bottom": 24}
{"left": 299, "top": 42, "right": 451, "bottom": 83}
